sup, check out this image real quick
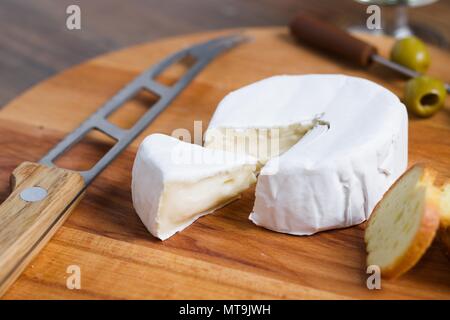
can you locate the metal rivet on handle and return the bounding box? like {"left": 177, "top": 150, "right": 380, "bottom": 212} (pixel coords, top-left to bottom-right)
{"left": 20, "top": 187, "right": 48, "bottom": 202}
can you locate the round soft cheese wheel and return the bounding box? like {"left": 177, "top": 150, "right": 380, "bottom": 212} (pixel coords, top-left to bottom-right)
{"left": 205, "top": 74, "right": 408, "bottom": 235}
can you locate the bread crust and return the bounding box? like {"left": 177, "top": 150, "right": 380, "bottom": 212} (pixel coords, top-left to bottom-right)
{"left": 365, "top": 164, "right": 441, "bottom": 279}
{"left": 382, "top": 202, "right": 440, "bottom": 278}
{"left": 438, "top": 182, "right": 450, "bottom": 259}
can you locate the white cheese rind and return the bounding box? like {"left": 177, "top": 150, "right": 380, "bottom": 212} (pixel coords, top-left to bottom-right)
{"left": 132, "top": 134, "right": 257, "bottom": 240}
{"left": 205, "top": 74, "right": 408, "bottom": 235}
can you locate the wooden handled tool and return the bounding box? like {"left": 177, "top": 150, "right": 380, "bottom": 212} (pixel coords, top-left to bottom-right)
{"left": 289, "top": 12, "right": 450, "bottom": 93}
{"left": 0, "top": 34, "right": 248, "bottom": 296}
{"left": 290, "top": 12, "right": 377, "bottom": 67}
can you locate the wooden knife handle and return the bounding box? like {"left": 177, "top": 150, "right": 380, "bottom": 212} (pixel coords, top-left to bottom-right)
{"left": 289, "top": 12, "right": 378, "bottom": 67}
{"left": 0, "top": 162, "right": 85, "bottom": 296}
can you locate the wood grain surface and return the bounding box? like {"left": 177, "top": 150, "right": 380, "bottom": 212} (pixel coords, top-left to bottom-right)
{"left": 0, "top": 27, "right": 449, "bottom": 299}
{"left": 0, "top": 162, "right": 85, "bottom": 296}
{"left": 2, "top": 0, "right": 449, "bottom": 108}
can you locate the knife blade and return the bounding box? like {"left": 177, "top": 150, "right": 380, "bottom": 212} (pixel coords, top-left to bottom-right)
{"left": 0, "top": 33, "right": 248, "bottom": 296}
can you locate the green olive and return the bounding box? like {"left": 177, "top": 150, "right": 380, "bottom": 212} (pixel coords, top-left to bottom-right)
{"left": 390, "top": 36, "right": 430, "bottom": 73}
{"left": 404, "top": 76, "right": 446, "bottom": 118}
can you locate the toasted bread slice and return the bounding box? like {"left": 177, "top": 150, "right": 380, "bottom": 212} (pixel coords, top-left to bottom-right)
{"left": 365, "top": 164, "right": 441, "bottom": 279}
{"left": 439, "top": 184, "right": 450, "bottom": 258}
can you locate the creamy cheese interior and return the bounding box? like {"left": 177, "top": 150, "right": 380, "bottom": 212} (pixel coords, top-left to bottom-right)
{"left": 155, "top": 165, "right": 257, "bottom": 238}
{"left": 204, "top": 123, "right": 313, "bottom": 165}
{"left": 132, "top": 134, "right": 258, "bottom": 240}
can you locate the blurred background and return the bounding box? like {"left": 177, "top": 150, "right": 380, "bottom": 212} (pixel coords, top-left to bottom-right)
{"left": 0, "top": 0, "right": 449, "bottom": 107}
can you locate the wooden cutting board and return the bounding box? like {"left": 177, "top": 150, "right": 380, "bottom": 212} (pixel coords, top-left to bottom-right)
{"left": 1, "top": 27, "right": 449, "bottom": 299}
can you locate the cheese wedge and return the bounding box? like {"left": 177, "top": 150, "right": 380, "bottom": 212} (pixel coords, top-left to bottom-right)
{"left": 132, "top": 134, "right": 257, "bottom": 240}
{"left": 205, "top": 75, "right": 408, "bottom": 235}
{"left": 365, "top": 164, "right": 441, "bottom": 279}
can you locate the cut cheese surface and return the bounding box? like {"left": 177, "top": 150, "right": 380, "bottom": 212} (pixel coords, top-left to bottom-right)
{"left": 132, "top": 134, "right": 257, "bottom": 240}
{"left": 205, "top": 123, "right": 313, "bottom": 165}
{"left": 205, "top": 74, "right": 408, "bottom": 235}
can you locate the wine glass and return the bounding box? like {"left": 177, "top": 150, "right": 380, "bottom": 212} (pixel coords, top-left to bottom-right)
{"left": 351, "top": 0, "right": 447, "bottom": 47}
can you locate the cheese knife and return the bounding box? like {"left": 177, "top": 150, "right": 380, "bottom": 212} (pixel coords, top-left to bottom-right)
{"left": 289, "top": 12, "right": 450, "bottom": 93}
{"left": 0, "top": 33, "right": 248, "bottom": 296}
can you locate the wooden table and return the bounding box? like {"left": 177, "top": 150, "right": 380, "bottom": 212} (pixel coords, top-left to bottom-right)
{"left": 0, "top": 27, "right": 449, "bottom": 299}
{"left": 1, "top": 0, "right": 449, "bottom": 108}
